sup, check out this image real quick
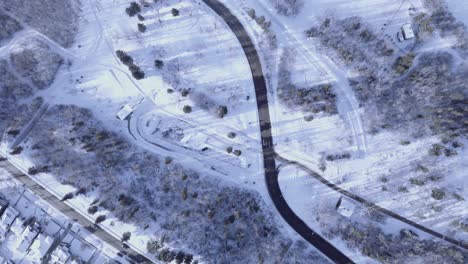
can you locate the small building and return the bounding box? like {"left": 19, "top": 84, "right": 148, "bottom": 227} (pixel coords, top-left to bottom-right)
{"left": 335, "top": 196, "right": 356, "bottom": 217}
{"left": 0, "top": 206, "right": 19, "bottom": 240}
{"left": 116, "top": 104, "right": 133, "bottom": 120}
{"left": 18, "top": 223, "right": 40, "bottom": 252}
{"left": 401, "top": 23, "right": 415, "bottom": 40}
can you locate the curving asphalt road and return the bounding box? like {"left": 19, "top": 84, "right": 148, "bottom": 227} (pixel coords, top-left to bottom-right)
{"left": 201, "top": 0, "right": 354, "bottom": 263}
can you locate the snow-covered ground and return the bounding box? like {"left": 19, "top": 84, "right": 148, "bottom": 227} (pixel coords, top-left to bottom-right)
{"left": 1, "top": 0, "right": 287, "bottom": 261}
{"left": 1, "top": 0, "right": 466, "bottom": 262}
{"left": 223, "top": 0, "right": 467, "bottom": 246}
{"left": 40, "top": 0, "right": 263, "bottom": 185}
{"left": 447, "top": 0, "right": 468, "bottom": 25}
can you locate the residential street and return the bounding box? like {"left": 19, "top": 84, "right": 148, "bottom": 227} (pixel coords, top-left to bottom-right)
{"left": 0, "top": 158, "right": 153, "bottom": 264}
{"left": 201, "top": 0, "right": 354, "bottom": 263}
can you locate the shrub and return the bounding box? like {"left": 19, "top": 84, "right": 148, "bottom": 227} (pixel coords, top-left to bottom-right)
{"left": 304, "top": 115, "right": 314, "bottom": 122}
{"left": 75, "top": 187, "right": 87, "bottom": 195}
{"left": 452, "top": 141, "right": 463, "bottom": 148}
{"left": 137, "top": 14, "right": 145, "bottom": 21}
{"left": 444, "top": 148, "right": 457, "bottom": 157}
{"left": 182, "top": 105, "right": 192, "bottom": 113}
{"left": 398, "top": 186, "right": 408, "bottom": 192}
{"left": 154, "top": 59, "right": 164, "bottom": 69}
{"left": 172, "top": 8, "right": 180, "bottom": 17}
{"left": 215, "top": 105, "right": 228, "bottom": 118}
{"left": 431, "top": 188, "right": 445, "bottom": 200}
{"left": 226, "top": 146, "right": 233, "bottom": 153}
{"left": 409, "top": 178, "right": 425, "bottom": 186}
{"left": 122, "top": 231, "right": 131, "bottom": 242}
{"left": 167, "top": 89, "right": 174, "bottom": 94}
{"left": 118, "top": 194, "right": 134, "bottom": 206}
{"left": 394, "top": 53, "right": 416, "bottom": 74}
{"left": 61, "top": 192, "right": 74, "bottom": 201}
{"left": 126, "top": 2, "right": 141, "bottom": 17}
{"left": 28, "top": 167, "right": 39, "bottom": 175}
{"left": 88, "top": 205, "right": 98, "bottom": 214}
{"left": 400, "top": 140, "right": 411, "bottom": 146}
{"left": 428, "top": 143, "right": 444, "bottom": 156}
{"left": 227, "top": 132, "right": 236, "bottom": 139}
{"left": 95, "top": 215, "right": 106, "bottom": 224}
{"left": 427, "top": 174, "right": 443, "bottom": 182}
{"left": 247, "top": 9, "right": 256, "bottom": 19}
{"left": 129, "top": 65, "right": 145, "bottom": 80}
{"left": 207, "top": 210, "right": 215, "bottom": 219}
{"left": 137, "top": 23, "right": 146, "bottom": 32}
{"left": 6, "top": 130, "right": 20, "bottom": 136}
{"left": 233, "top": 150, "right": 242, "bottom": 156}
{"left": 181, "top": 89, "right": 190, "bottom": 97}
{"left": 115, "top": 50, "right": 133, "bottom": 66}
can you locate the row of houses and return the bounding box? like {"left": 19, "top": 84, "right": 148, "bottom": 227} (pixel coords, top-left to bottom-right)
{"left": 0, "top": 194, "right": 114, "bottom": 264}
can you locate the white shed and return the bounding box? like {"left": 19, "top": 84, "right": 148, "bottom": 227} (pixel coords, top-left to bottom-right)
{"left": 402, "top": 23, "right": 415, "bottom": 40}
{"left": 336, "top": 196, "right": 356, "bottom": 217}
{"left": 116, "top": 104, "right": 134, "bottom": 120}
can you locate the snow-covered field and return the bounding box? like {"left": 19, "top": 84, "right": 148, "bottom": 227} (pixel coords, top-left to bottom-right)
{"left": 1, "top": 0, "right": 467, "bottom": 262}
{"left": 1, "top": 0, "right": 328, "bottom": 262}
{"left": 2, "top": 0, "right": 267, "bottom": 259}
{"left": 224, "top": 0, "right": 467, "bottom": 250}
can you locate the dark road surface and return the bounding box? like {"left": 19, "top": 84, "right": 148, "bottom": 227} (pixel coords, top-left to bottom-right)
{"left": 201, "top": 0, "right": 354, "bottom": 263}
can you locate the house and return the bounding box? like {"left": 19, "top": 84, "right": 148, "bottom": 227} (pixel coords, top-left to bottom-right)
{"left": 0, "top": 206, "right": 19, "bottom": 240}
{"left": 50, "top": 243, "right": 72, "bottom": 263}
{"left": 336, "top": 196, "right": 356, "bottom": 217}
{"left": 401, "top": 23, "right": 415, "bottom": 40}
{"left": 116, "top": 104, "right": 134, "bottom": 120}
{"left": 18, "top": 223, "right": 41, "bottom": 252}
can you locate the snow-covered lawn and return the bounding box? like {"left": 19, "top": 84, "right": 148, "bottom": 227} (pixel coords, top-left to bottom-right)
{"left": 42, "top": 0, "right": 262, "bottom": 184}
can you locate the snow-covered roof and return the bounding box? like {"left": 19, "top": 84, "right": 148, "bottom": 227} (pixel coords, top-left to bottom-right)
{"left": 18, "top": 223, "right": 40, "bottom": 252}
{"left": 0, "top": 197, "right": 8, "bottom": 210}
{"left": 402, "top": 23, "right": 415, "bottom": 40}
{"left": 0, "top": 207, "right": 19, "bottom": 228}
{"left": 116, "top": 104, "right": 133, "bottom": 120}
{"left": 336, "top": 196, "right": 356, "bottom": 217}
{"left": 51, "top": 243, "right": 72, "bottom": 263}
